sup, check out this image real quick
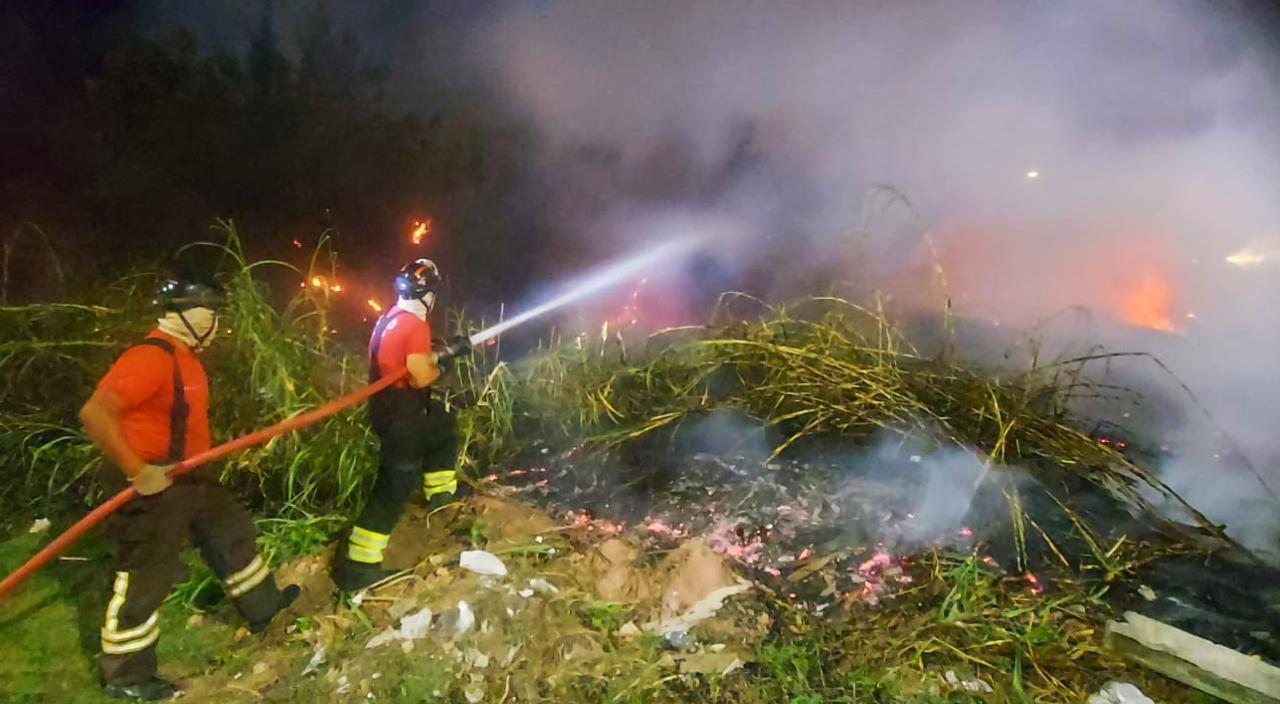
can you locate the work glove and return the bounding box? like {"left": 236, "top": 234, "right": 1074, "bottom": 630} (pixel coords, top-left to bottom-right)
{"left": 130, "top": 463, "right": 174, "bottom": 496}
{"left": 434, "top": 336, "right": 473, "bottom": 370}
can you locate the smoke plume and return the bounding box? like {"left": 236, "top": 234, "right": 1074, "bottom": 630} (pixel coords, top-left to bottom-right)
{"left": 476, "top": 0, "right": 1280, "bottom": 554}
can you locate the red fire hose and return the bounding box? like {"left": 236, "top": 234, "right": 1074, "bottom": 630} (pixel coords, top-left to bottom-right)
{"left": 0, "top": 369, "right": 407, "bottom": 600}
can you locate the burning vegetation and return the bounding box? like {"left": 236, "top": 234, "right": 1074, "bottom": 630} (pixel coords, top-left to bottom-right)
{"left": 1, "top": 228, "right": 1278, "bottom": 702}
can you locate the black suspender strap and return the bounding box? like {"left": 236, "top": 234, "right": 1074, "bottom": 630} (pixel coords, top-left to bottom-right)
{"left": 368, "top": 309, "right": 409, "bottom": 383}
{"left": 129, "top": 338, "right": 188, "bottom": 463}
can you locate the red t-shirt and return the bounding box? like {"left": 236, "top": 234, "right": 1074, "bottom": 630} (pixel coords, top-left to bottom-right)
{"left": 96, "top": 331, "right": 211, "bottom": 462}
{"left": 369, "top": 309, "right": 432, "bottom": 387}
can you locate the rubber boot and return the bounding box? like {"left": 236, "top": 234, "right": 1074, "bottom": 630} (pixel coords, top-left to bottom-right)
{"left": 102, "top": 677, "right": 176, "bottom": 701}
{"left": 332, "top": 557, "right": 398, "bottom": 592}
{"left": 248, "top": 584, "right": 302, "bottom": 634}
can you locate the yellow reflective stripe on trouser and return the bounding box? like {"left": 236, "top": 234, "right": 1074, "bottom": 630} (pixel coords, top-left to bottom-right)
{"left": 101, "top": 571, "right": 160, "bottom": 655}
{"left": 225, "top": 555, "right": 271, "bottom": 598}
{"left": 347, "top": 526, "right": 390, "bottom": 564}
{"left": 423, "top": 470, "right": 457, "bottom": 498}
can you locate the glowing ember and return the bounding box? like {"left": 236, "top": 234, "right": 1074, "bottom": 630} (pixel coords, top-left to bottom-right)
{"left": 410, "top": 219, "right": 432, "bottom": 245}
{"left": 291, "top": 238, "right": 303, "bottom": 249}
{"left": 958, "top": 526, "right": 973, "bottom": 538}
{"left": 310, "top": 276, "right": 324, "bottom": 288}
{"left": 1226, "top": 246, "right": 1267, "bottom": 268}
{"left": 367, "top": 298, "right": 384, "bottom": 313}
{"left": 1024, "top": 572, "right": 1044, "bottom": 595}
{"left": 642, "top": 518, "right": 689, "bottom": 539}
{"left": 1120, "top": 273, "right": 1177, "bottom": 332}
{"left": 857, "top": 549, "right": 893, "bottom": 574}
{"left": 329, "top": 282, "right": 343, "bottom": 293}
{"left": 706, "top": 521, "right": 766, "bottom": 564}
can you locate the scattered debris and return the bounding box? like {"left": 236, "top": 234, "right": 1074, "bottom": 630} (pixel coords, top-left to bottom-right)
{"left": 27, "top": 517, "right": 50, "bottom": 534}
{"left": 301, "top": 646, "right": 327, "bottom": 677}
{"left": 944, "top": 670, "right": 995, "bottom": 694}
{"left": 365, "top": 608, "right": 433, "bottom": 649}
{"left": 460, "top": 550, "right": 508, "bottom": 577}
{"left": 1139, "top": 585, "right": 1158, "bottom": 602}
{"left": 651, "top": 579, "right": 752, "bottom": 636}
{"left": 677, "top": 651, "right": 745, "bottom": 675}
{"left": 527, "top": 577, "right": 559, "bottom": 595}
{"left": 1089, "top": 681, "right": 1156, "bottom": 704}
{"left": 1106, "top": 611, "right": 1280, "bottom": 704}
{"left": 436, "top": 600, "right": 475, "bottom": 640}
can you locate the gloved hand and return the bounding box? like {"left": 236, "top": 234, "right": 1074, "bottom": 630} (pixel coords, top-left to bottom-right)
{"left": 130, "top": 463, "right": 174, "bottom": 496}
{"left": 434, "top": 336, "right": 473, "bottom": 370}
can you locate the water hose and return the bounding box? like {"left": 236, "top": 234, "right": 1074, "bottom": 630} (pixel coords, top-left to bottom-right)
{"left": 0, "top": 369, "right": 408, "bottom": 600}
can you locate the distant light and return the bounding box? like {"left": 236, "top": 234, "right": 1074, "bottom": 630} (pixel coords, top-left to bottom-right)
{"left": 1025, "top": 170, "right": 1040, "bottom": 180}
{"left": 330, "top": 283, "right": 343, "bottom": 293}
{"left": 310, "top": 276, "right": 323, "bottom": 288}
{"left": 1226, "top": 247, "right": 1267, "bottom": 268}
{"left": 367, "top": 298, "right": 384, "bottom": 313}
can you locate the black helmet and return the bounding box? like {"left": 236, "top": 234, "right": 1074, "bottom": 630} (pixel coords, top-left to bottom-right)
{"left": 154, "top": 278, "right": 226, "bottom": 311}
{"left": 394, "top": 258, "right": 441, "bottom": 300}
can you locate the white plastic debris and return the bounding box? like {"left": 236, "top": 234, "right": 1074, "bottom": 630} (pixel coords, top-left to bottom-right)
{"left": 944, "top": 670, "right": 994, "bottom": 694}
{"left": 459, "top": 550, "right": 508, "bottom": 577}
{"left": 301, "top": 646, "right": 327, "bottom": 677}
{"left": 518, "top": 588, "right": 535, "bottom": 598}
{"left": 465, "top": 647, "right": 491, "bottom": 669}
{"left": 399, "top": 608, "right": 433, "bottom": 639}
{"left": 366, "top": 608, "right": 433, "bottom": 649}
{"left": 365, "top": 627, "right": 399, "bottom": 650}
{"left": 28, "top": 518, "right": 51, "bottom": 534}
{"left": 650, "top": 579, "right": 751, "bottom": 635}
{"left": 1088, "top": 681, "right": 1155, "bottom": 704}
{"left": 335, "top": 675, "right": 351, "bottom": 695}
{"left": 436, "top": 600, "right": 476, "bottom": 640}
{"left": 528, "top": 577, "right": 560, "bottom": 595}
{"left": 1138, "top": 585, "right": 1157, "bottom": 602}
{"left": 463, "top": 679, "right": 485, "bottom": 703}
{"left": 501, "top": 645, "right": 521, "bottom": 668}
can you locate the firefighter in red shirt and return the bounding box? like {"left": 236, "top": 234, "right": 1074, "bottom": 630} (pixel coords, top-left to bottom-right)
{"left": 80, "top": 276, "right": 299, "bottom": 701}
{"left": 332, "top": 259, "right": 470, "bottom": 591}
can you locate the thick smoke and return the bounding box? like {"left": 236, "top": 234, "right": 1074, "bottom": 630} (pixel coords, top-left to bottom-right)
{"left": 476, "top": 1, "right": 1280, "bottom": 553}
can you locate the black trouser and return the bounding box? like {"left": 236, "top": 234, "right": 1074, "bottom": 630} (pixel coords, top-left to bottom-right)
{"left": 99, "top": 468, "right": 280, "bottom": 686}
{"left": 345, "top": 391, "right": 459, "bottom": 565}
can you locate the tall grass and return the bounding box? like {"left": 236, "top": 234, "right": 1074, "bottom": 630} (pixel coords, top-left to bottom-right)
{"left": 1, "top": 228, "right": 1229, "bottom": 574}
{"left": 0, "top": 222, "right": 376, "bottom": 519}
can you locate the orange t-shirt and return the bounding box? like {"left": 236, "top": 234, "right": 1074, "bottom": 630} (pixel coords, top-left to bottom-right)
{"left": 96, "top": 331, "right": 211, "bottom": 462}
{"left": 369, "top": 309, "right": 432, "bottom": 387}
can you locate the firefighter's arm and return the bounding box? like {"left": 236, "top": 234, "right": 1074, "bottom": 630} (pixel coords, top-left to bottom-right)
{"left": 80, "top": 389, "right": 146, "bottom": 477}
{"left": 405, "top": 352, "right": 441, "bottom": 389}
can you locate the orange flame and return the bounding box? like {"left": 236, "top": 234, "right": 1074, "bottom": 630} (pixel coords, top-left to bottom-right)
{"left": 310, "top": 276, "right": 324, "bottom": 288}
{"left": 1120, "top": 273, "right": 1176, "bottom": 332}
{"left": 411, "top": 219, "right": 432, "bottom": 245}
{"left": 367, "top": 298, "right": 383, "bottom": 313}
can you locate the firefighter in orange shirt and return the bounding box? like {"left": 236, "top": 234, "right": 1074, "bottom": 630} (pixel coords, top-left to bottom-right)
{"left": 332, "top": 259, "right": 470, "bottom": 591}
{"left": 80, "top": 276, "right": 299, "bottom": 700}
